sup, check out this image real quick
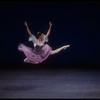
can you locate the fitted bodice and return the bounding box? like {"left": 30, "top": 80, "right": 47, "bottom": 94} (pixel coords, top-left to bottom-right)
{"left": 28, "top": 34, "right": 48, "bottom": 47}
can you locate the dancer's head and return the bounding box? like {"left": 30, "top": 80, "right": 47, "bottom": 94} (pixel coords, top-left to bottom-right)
{"left": 36, "top": 32, "right": 44, "bottom": 40}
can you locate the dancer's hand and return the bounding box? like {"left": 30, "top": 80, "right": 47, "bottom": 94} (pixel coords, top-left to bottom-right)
{"left": 49, "top": 21, "right": 52, "bottom": 27}
{"left": 24, "top": 21, "right": 28, "bottom": 26}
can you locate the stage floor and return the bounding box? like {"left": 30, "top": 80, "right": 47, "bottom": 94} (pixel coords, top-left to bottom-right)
{"left": 0, "top": 65, "right": 100, "bottom": 99}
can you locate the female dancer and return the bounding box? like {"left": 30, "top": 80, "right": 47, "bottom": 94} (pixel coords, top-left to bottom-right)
{"left": 18, "top": 21, "right": 70, "bottom": 64}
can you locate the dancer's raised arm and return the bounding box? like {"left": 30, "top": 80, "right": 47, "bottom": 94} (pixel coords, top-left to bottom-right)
{"left": 46, "top": 21, "right": 52, "bottom": 38}
{"left": 24, "top": 21, "right": 33, "bottom": 36}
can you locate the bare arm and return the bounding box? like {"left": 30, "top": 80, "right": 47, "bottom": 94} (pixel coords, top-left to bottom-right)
{"left": 24, "top": 21, "right": 38, "bottom": 44}
{"left": 24, "top": 21, "right": 33, "bottom": 36}
{"left": 46, "top": 21, "right": 52, "bottom": 38}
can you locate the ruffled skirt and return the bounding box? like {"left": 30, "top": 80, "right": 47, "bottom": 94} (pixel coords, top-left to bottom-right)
{"left": 18, "top": 43, "right": 52, "bottom": 64}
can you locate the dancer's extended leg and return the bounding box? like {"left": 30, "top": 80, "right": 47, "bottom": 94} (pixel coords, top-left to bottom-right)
{"left": 50, "top": 45, "right": 70, "bottom": 55}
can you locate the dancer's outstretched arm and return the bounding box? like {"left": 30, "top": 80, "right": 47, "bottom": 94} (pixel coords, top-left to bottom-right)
{"left": 24, "top": 21, "right": 33, "bottom": 36}
{"left": 46, "top": 21, "right": 52, "bottom": 38}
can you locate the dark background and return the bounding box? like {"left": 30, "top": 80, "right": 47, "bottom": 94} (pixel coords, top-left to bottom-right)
{"left": 0, "top": 1, "right": 100, "bottom": 68}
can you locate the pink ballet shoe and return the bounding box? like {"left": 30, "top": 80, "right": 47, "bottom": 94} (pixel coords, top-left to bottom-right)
{"left": 64, "top": 45, "right": 70, "bottom": 50}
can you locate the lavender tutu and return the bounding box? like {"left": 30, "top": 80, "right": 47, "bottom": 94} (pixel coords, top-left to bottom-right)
{"left": 18, "top": 43, "right": 52, "bottom": 63}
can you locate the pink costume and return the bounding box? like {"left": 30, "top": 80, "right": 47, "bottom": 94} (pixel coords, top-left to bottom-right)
{"left": 18, "top": 35, "right": 52, "bottom": 64}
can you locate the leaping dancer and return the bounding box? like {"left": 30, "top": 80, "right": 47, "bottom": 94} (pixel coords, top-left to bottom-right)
{"left": 18, "top": 21, "right": 70, "bottom": 64}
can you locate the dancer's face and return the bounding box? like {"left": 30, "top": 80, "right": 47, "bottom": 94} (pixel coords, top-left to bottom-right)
{"left": 39, "top": 34, "right": 44, "bottom": 40}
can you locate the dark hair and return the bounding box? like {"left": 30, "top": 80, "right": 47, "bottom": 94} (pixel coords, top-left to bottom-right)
{"left": 36, "top": 32, "right": 43, "bottom": 39}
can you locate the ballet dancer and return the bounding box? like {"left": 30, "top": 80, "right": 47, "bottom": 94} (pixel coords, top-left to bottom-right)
{"left": 18, "top": 21, "right": 70, "bottom": 64}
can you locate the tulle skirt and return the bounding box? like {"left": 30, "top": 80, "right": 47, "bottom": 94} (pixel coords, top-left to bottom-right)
{"left": 18, "top": 43, "right": 52, "bottom": 64}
